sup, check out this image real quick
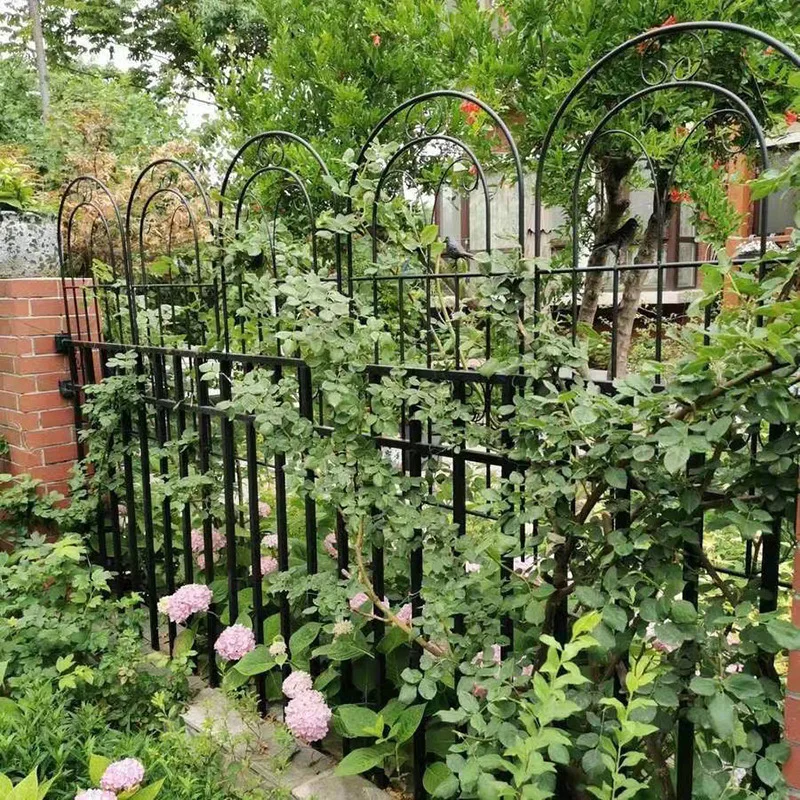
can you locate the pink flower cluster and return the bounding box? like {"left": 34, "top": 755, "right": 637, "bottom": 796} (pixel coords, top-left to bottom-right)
{"left": 259, "top": 500, "right": 272, "bottom": 518}
{"left": 191, "top": 527, "right": 226, "bottom": 570}
{"left": 282, "top": 669, "right": 314, "bottom": 698}
{"left": 99, "top": 758, "right": 145, "bottom": 793}
{"left": 214, "top": 624, "right": 256, "bottom": 661}
{"left": 262, "top": 533, "right": 278, "bottom": 550}
{"left": 259, "top": 555, "right": 279, "bottom": 577}
{"left": 284, "top": 688, "right": 332, "bottom": 743}
{"left": 159, "top": 583, "right": 212, "bottom": 624}
{"left": 75, "top": 792, "right": 117, "bottom": 800}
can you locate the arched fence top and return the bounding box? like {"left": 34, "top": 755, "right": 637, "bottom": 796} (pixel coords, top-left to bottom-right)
{"left": 534, "top": 20, "right": 800, "bottom": 257}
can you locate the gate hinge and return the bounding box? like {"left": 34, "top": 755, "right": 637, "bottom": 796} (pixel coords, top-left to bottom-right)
{"left": 54, "top": 333, "right": 72, "bottom": 355}
{"left": 58, "top": 380, "right": 76, "bottom": 399}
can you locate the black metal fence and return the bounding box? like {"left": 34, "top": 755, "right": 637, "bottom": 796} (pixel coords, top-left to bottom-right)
{"left": 56, "top": 22, "right": 799, "bottom": 799}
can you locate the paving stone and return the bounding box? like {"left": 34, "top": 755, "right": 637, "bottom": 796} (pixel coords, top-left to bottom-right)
{"left": 181, "top": 688, "right": 391, "bottom": 798}
{"left": 292, "top": 770, "right": 392, "bottom": 799}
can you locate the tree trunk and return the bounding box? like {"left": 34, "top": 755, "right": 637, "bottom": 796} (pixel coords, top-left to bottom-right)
{"left": 613, "top": 181, "right": 672, "bottom": 377}
{"left": 28, "top": 0, "right": 49, "bottom": 122}
{"left": 577, "top": 154, "right": 635, "bottom": 328}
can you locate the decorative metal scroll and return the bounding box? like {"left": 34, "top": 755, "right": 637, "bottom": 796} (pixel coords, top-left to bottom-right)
{"left": 347, "top": 90, "right": 525, "bottom": 369}
{"left": 218, "top": 131, "right": 338, "bottom": 353}
{"left": 125, "top": 158, "right": 215, "bottom": 348}
{"left": 533, "top": 21, "right": 800, "bottom": 380}
{"left": 57, "top": 176, "right": 131, "bottom": 345}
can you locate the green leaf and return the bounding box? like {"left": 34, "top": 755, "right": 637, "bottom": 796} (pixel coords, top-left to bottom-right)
{"left": 289, "top": 622, "right": 322, "bottom": 654}
{"left": 89, "top": 755, "right": 112, "bottom": 785}
{"left": 664, "top": 445, "right": 690, "bottom": 474}
{"left": 0, "top": 774, "right": 12, "bottom": 799}
{"left": 755, "top": 758, "right": 781, "bottom": 787}
{"left": 670, "top": 600, "right": 697, "bottom": 624}
{"left": 173, "top": 628, "right": 195, "bottom": 659}
{"left": 9, "top": 772, "right": 37, "bottom": 800}
{"left": 708, "top": 692, "right": 735, "bottom": 740}
{"left": 128, "top": 779, "right": 164, "bottom": 800}
{"left": 235, "top": 645, "right": 275, "bottom": 676}
{"left": 632, "top": 445, "right": 654, "bottom": 462}
{"left": 423, "top": 763, "right": 459, "bottom": 798}
{"left": 337, "top": 705, "right": 381, "bottom": 738}
{"left": 419, "top": 224, "right": 439, "bottom": 247}
{"left": 0, "top": 698, "right": 20, "bottom": 722}
{"left": 335, "top": 747, "right": 385, "bottom": 776}
{"left": 419, "top": 677, "right": 437, "bottom": 700}
{"left": 604, "top": 467, "right": 627, "bottom": 489}
{"left": 689, "top": 677, "right": 716, "bottom": 696}
{"left": 602, "top": 605, "right": 628, "bottom": 633}
{"left": 389, "top": 704, "right": 426, "bottom": 743}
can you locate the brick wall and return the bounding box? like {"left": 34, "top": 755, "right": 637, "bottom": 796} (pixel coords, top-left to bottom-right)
{"left": 0, "top": 277, "right": 92, "bottom": 496}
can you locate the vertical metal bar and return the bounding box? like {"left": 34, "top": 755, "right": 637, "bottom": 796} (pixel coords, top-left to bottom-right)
{"left": 677, "top": 452, "right": 703, "bottom": 798}
{"left": 407, "top": 410, "right": 426, "bottom": 800}
{"left": 610, "top": 263, "right": 619, "bottom": 380}
{"left": 273, "top": 365, "right": 291, "bottom": 677}
{"left": 246, "top": 418, "right": 267, "bottom": 714}
{"left": 500, "top": 379, "right": 515, "bottom": 654}
{"left": 452, "top": 380, "right": 466, "bottom": 635}
{"left": 196, "top": 357, "right": 217, "bottom": 684}
{"left": 120, "top": 400, "right": 140, "bottom": 588}
{"left": 298, "top": 365, "right": 320, "bottom": 676}
{"left": 134, "top": 352, "right": 160, "bottom": 650}
{"left": 336, "top": 510, "right": 354, "bottom": 740}
{"left": 220, "top": 360, "right": 239, "bottom": 623}
{"left": 154, "top": 352, "right": 176, "bottom": 650}
{"left": 173, "top": 353, "right": 193, "bottom": 583}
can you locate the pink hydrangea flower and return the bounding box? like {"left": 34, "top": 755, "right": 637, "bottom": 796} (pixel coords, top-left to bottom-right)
{"left": 75, "top": 791, "right": 117, "bottom": 800}
{"left": 259, "top": 500, "right": 272, "bottom": 517}
{"left": 472, "top": 644, "right": 502, "bottom": 667}
{"left": 100, "top": 758, "right": 145, "bottom": 793}
{"left": 521, "top": 663, "right": 534, "bottom": 677}
{"left": 191, "top": 527, "right": 226, "bottom": 569}
{"left": 214, "top": 624, "right": 256, "bottom": 661}
{"left": 284, "top": 689, "right": 332, "bottom": 743}
{"left": 323, "top": 532, "right": 338, "bottom": 558}
{"left": 160, "top": 583, "right": 212, "bottom": 624}
{"left": 282, "top": 670, "right": 314, "bottom": 698}
{"left": 513, "top": 555, "right": 536, "bottom": 576}
{"left": 259, "top": 556, "right": 279, "bottom": 576}
{"left": 472, "top": 684, "right": 488, "bottom": 700}
{"left": 262, "top": 533, "right": 278, "bottom": 550}
{"left": 725, "top": 662, "right": 743, "bottom": 674}
{"left": 396, "top": 603, "right": 413, "bottom": 625}
{"left": 464, "top": 561, "right": 481, "bottom": 574}
{"left": 349, "top": 592, "right": 370, "bottom": 611}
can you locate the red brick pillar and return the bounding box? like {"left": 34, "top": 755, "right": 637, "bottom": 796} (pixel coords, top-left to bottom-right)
{"left": 0, "top": 278, "right": 82, "bottom": 496}
{"left": 785, "top": 494, "right": 800, "bottom": 796}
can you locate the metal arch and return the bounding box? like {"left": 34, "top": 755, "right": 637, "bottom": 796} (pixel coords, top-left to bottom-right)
{"left": 232, "top": 165, "right": 319, "bottom": 273}
{"left": 218, "top": 131, "right": 339, "bottom": 341}
{"left": 533, "top": 21, "right": 800, "bottom": 261}
{"left": 57, "top": 175, "right": 132, "bottom": 340}
{"left": 349, "top": 90, "right": 526, "bottom": 263}
{"left": 371, "top": 134, "right": 493, "bottom": 266}
{"left": 125, "top": 159, "right": 214, "bottom": 346}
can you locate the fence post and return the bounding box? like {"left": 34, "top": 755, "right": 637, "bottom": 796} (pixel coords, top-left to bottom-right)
{"left": 0, "top": 277, "right": 96, "bottom": 497}
{"left": 784, "top": 487, "right": 800, "bottom": 796}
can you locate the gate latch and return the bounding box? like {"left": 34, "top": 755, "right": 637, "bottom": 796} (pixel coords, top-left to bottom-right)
{"left": 58, "top": 380, "right": 76, "bottom": 399}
